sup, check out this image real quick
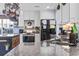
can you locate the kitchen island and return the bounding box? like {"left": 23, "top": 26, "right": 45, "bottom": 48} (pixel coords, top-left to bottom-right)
{"left": 0, "top": 34, "right": 20, "bottom": 56}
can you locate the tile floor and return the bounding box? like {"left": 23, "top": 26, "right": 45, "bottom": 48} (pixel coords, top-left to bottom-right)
{"left": 14, "top": 41, "right": 69, "bottom": 56}
{"left": 70, "top": 43, "right": 79, "bottom": 56}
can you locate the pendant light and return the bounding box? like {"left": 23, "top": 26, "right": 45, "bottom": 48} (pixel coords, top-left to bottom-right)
{"left": 57, "top": 4, "right": 60, "bottom": 10}
{"left": 62, "top": 3, "right": 66, "bottom": 6}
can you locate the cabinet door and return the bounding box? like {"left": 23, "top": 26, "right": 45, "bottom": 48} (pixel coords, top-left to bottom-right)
{"left": 12, "top": 36, "right": 20, "bottom": 48}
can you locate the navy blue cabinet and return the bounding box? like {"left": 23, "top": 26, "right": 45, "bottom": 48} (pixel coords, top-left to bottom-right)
{"left": 0, "top": 43, "right": 7, "bottom": 56}
{"left": 0, "top": 35, "right": 20, "bottom": 56}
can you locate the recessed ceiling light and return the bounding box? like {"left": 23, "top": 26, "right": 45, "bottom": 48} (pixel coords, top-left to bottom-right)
{"left": 34, "top": 5, "right": 40, "bottom": 8}
{"left": 46, "top": 6, "right": 50, "bottom": 9}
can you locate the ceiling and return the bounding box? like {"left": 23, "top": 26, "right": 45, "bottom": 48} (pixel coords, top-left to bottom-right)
{"left": 20, "top": 3, "right": 57, "bottom": 11}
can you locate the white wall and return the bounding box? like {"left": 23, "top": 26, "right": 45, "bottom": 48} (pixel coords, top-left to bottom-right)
{"left": 0, "top": 3, "right": 4, "bottom": 15}
{"left": 40, "top": 10, "right": 55, "bottom": 19}
{"left": 19, "top": 4, "right": 24, "bottom": 27}
{"left": 62, "top": 3, "right": 70, "bottom": 24}
{"left": 70, "top": 3, "right": 79, "bottom": 21}
{"left": 23, "top": 11, "right": 40, "bottom": 26}
{"left": 19, "top": 10, "right": 40, "bottom": 27}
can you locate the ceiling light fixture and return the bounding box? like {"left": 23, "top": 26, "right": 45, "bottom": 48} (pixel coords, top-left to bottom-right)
{"left": 57, "top": 4, "right": 60, "bottom": 10}
{"left": 34, "top": 5, "right": 40, "bottom": 8}
{"left": 46, "top": 6, "right": 50, "bottom": 9}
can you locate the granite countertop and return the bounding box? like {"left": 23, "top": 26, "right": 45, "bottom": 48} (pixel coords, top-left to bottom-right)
{"left": 0, "top": 34, "right": 19, "bottom": 37}
{"left": 0, "top": 40, "right": 7, "bottom": 42}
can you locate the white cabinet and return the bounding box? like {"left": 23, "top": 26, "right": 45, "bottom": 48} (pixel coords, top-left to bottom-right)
{"left": 70, "top": 3, "right": 79, "bottom": 22}
{"left": 0, "top": 3, "right": 4, "bottom": 15}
